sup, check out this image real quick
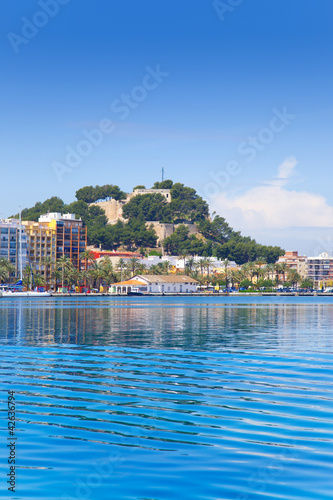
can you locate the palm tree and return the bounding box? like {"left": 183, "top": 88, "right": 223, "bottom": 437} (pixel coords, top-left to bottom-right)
{"left": 100, "top": 257, "right": 117, "bottom": 285}
{"left": 41, "top": 256, "right": 55, "bottom": 290}
{"left": 22, "top": 265, "right": 32, "bottom": 289}
{"left": 160, "top": 260, "right": 172, "bottom": 274}
{"left": 236, "top": 269, "right": 246, "bottom": 287}
{"left": 252, "top": 259, "right": 266, "bottom": 286}
{"left": 185, "top": 257, "right": 195, "bottom": 274}
{"left": 202, "top": 257, "right": 214, "bottom": 278}
{"left": 178, "top": 252, "right": 189, "bottom": 271}
{"left": 0, "top": 258, "right": 15, "bottom": 284}
{"left": 80, "top": 249, "right": 96, "bottom": 271}
{"left": 67, "top": 267, "right": 80, "bottom": 289}
{"left": 126, "top": 257, "right": 141, "bottom": 277}
{"left": 272, "top": 263, "right": 282, "bottom": 286}
{"left": 78, "top": 270, "right": 89, "bottom": 289}
{"left": 84, "top": 269, "right": 93, "bottom": 289}
{"left": 228, "top": 269, "right": 238, "bottom": 289}
{"left": 117, "top": 258, "right": 127, "bottom": 283}
{"left": 0, "top": 265, "right": 8, "bottom": 284}
{"left": 136, "top": 262, "right": 147, "bottom": 275}
{"left": 247, "top": 262, "right": 257, "bottom": 285}
{"left": 56, "top": 256, "right": 71, "bottom": 289}
{"left": 196, "top": 258, "right": 206, "bottom": 276}
{"left": 287, "top": 269, "right": 301, "bottom": 289}
{"left": 150, "top": 264, "right": 163, "bottom": 275}
{"left": 94, "top": 267, "right": 105, "bottom": 291}
{"left": 278, "top": 262, "right": 289, "bottom": 285}
{"left": 264, "top": 263, "right": 275, "bottom": 282}
{"left": 254, "top": 267, "right": 266, "bottom": 289}
{"left": 52, "top": 269, "right": 62, "bottom": 291}
{"left": 34, "top": 274, "right": 45, "bottom": 287}
{"left": 255, "top": 257, "right": 266, "bottom": 268}
{"left": 241, "top": 262, "right": 251, "bottom": 278}
{"left": 222, "top": 259, "right": 230, "bottom": 288}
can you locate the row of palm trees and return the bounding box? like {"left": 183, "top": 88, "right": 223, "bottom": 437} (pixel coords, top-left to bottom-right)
{"left": 0, "top": 251, "right": 305, "bottom": 290}
{"left": 182, "top": 258, "right": 303, "bottom": 289}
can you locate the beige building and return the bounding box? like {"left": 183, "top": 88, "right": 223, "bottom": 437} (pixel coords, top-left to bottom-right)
{"left": 22, "top": 220, "right": 57, "bottom": 278}
{"left": 278, "top": 251, "right": 307, "bottom": 278}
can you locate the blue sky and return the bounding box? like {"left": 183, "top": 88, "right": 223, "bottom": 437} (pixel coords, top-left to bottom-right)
{"left": 1, "top": 0, "right": 333, "bottom": 254}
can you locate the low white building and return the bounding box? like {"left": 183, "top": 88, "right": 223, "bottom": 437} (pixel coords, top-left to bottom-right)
{"left": 109, "top": 275, "right": 199, "bottom": 294}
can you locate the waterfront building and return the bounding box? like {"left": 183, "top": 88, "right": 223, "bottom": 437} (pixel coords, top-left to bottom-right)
{"left": 306, "top": 252, "right": 333, "bottom": 286}
{"left": 109, "top": 275, "right": 199, "bottom": 294}
{"left": 40, "top": 213, "right": 87, "bottom": 271}
{"left": 278, "top": 251, "right": 308, "bottom": 278}
{"left": 22, "top": 220, "right": 57, "bottom": 277}
{"left": 0, "top": 218, "right": 28, "bottom": 280}
{"left": 23, "top": 213, "right": 87, "bottom": 277}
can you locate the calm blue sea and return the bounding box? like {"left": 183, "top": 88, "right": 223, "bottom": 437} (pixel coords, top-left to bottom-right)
{"left": 0, "top": 296, "right": 333, "bottom": 500}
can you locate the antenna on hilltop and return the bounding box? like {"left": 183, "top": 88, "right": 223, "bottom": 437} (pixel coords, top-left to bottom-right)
{"left": 161, "top": 167, "right": 164, "bottom": 182}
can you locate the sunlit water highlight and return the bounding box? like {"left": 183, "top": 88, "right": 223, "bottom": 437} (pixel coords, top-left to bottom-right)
{"left": 0, "top": 296, "right": 332, "bottom": 499}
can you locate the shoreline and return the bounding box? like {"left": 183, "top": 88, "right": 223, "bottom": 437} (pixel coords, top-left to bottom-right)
{"left": 2, "top": 292, "right": 333, "bottom": 299}
{"left": 19, "top": 292, "right": 333, "bottom": 297}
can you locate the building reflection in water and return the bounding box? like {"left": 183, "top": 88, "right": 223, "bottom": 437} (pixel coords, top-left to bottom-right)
{"left": 1, "top": 301, "right": 333, "bottom": 352}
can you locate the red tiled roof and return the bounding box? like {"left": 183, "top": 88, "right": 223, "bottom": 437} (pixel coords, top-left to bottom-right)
{"left": 91, "top": 250, "right": 142, "bottom": 259}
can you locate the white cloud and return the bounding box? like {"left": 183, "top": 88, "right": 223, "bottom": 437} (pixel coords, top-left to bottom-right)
{"left": 211, "top": 158, "right": 333, "bottom": 230}
{"left": 277, "top": 156, "right": 297, "bottom": 180}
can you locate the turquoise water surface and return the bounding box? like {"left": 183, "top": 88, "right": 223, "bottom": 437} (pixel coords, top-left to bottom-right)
{"left": 0, "top": 296, "right": 333, "bottom": 499}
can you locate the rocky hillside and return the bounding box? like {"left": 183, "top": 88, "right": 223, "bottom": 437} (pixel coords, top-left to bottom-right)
{"left": 15, "top": 180, "right": 284, "bottom": 264}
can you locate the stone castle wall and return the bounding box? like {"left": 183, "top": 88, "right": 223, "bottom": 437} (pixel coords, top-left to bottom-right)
{"left": 90, "top": 199, "right": 126, "bottom": 224}
{"left": 146, "top": 221, "right": 200, "bottom": 245}
{"left": 90, "top": 189, "right": 200, "bottom": 245}
{"left": 127, "top": 189, "right": 171, "bottom": 203}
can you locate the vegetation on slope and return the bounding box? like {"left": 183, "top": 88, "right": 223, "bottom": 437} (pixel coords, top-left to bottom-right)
{"left": 14, "top": 181, "right": 284, "bottom": 264}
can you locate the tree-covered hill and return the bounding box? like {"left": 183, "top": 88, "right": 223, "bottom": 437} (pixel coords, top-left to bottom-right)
{"left": 13, "top": 181, "right": 284, "bottom": 264}
{"left": 123, "top": 181, "right": 209, "bottom": 223}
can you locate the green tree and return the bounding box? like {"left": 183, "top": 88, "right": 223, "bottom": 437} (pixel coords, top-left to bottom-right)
{"left": 126, "top": 257, "right": 141, "bottom": 277}
{"left": 80, "top": 249, "right": 96, "bottom": 271}
{"left": 287, "top": 269, "right": 301, "bottom": 289}
{"left": 0, "top": 258, "right": 15, "bottom": 283}
{"left": 169, "top": 182, "right": 209, "bottom": 222}
{"left": 122, "top": 193, "right": 170, "bottom": 222}
{"left": 0, "top": 265, "right": 8, "bottom": 284}
{"left": 75, "top": 184, "right": 126, "bottom": 203}
{"left": 152, "top": 179, "right": 173, "bottom": 189}
{"left": 56, "top": 256, "right": 72, "bottom": 289}
{"left": 300, "top": 278, "right": 313, "bottom": 289}
{"left": 41, "top": 256, "right": 55, "bottom": 290}
{"left": 22, "top": 265, "right": 33, "bottom": 289}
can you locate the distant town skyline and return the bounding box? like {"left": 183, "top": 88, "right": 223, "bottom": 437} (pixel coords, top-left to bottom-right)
{"left": 2, "top": 1, "right": 333, "bottom": 255}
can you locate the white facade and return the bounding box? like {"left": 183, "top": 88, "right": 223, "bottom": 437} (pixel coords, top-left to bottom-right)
{"left": 133, "top": 275, "right": 198, "bottom": 293}
{"left": 306, "top": 252, "right": 333, "bottom": 284}
{"left": 0, "top": 218, "right": 28, "bottom": 277}
{"left": 39, "top": 212, "right": 81, "bottom": 223}
{"left": 110, "top": 275, "right": 199, "bottom": 294}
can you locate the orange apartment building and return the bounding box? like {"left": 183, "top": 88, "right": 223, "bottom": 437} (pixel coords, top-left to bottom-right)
{"left": 23, "top": 213, "right": 87, "bottom": 278}
{"left": 278, "top": 251, "right": 308, "bottom": 278}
